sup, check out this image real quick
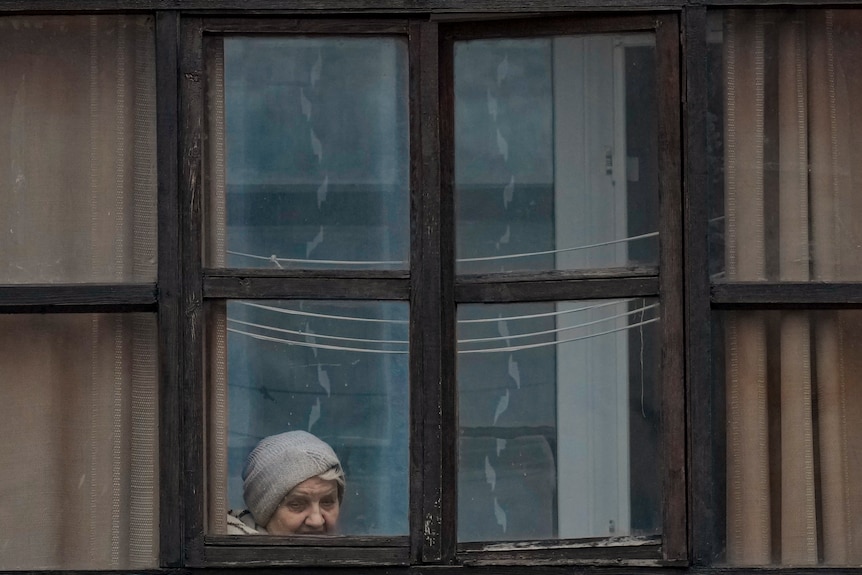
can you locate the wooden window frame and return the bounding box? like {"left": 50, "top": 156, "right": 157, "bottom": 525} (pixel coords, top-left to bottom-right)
{"left": 14, "top": 1, "right": 862, "bottom": 573}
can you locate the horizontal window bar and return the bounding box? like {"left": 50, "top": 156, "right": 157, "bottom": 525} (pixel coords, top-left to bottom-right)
{"left": 203, "top": 18, "right": 409, "bottom": 33}
{"left": 0, "top": 284, "right": 157, "bottom": 312}
{"left": 203, "top": 273, "right": 409, "bottom": 300}
{"left": 712, "top": 282, "right": 862, "bottom": 308}
{"left": 456, "top": 276, "right": 659, "bottom": 303}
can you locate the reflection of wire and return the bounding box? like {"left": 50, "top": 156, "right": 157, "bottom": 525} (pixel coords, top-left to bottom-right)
{"left": 237, "top": 300, "right": 409, "bottom": 324}
{"left": 228, "top": 327, "right": 409, "bottom": 354}
{"left": 460, "top": 303, "right": 659, "bottom": 344}
{"left": 227, "top": 249, "right": 405, "bottom": 267}
{"left": 458, "top": 231, "right": 659, "bottom": 263}
{"left": 458, "top": 316, "right": 660, "bottom": 354}
{"left": 227, "top": 233, "right": 658, "bottom": 266}
{"left": 459, "top": 299, "right": 634, "bottom": 324}
{"left": 228, "top": 317, "right": 406, "bottom": 345}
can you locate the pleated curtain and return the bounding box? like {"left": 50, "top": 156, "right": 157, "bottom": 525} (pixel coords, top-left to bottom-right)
{"left": 724, "top": 9, "right": 862, "bottom": 566}
{"left": 0, "top": 16, "right": 158, "bottom": 569}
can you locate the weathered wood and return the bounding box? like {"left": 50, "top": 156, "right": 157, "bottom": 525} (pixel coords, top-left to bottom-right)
{"left": 202, "top": 17, "right": 409, "bottom": 33}
{"left": 201, "top": 545, "right": 410, "bottom": 566}
{"left": 203, "top": 276, "right": 409, "bottom": 300}
{"left": 459, "top": 266, "right": 658, "bottom": 283}
{"left": 655, "top": 12, "right": 687, "bottom": 565}
{"left": 443, "top": 13, "right": 659, "bottom": 39}
{"left": 0, "top": 284, "right": 156, "bottom": 310}
{"left": 682, "top": 5, "right": 719, "bottom": 568}
{"left": 206, "top": 535, "right": 409, "bottom": 546}
{"left": 156, "top": 10, "right": 184, "bottom": 568}
{"left": 455, "top": 277, "right": 660, "bottom": 303}
{"left": 179, "top": 15, "right": 207, "bottom": 567}
{"left": 458, "top": 536, "right": 663, "bottom": 565}
{"left": 412, "top": 19, "right": 448, "bottom": 565}
{"left": 712, "top": 282, "right": 862, "bottom": 307}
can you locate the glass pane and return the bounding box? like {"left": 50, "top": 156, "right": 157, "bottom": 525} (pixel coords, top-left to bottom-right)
{"left": 208, "top": 300, "right": 409, "bottom": 536}
{"left": 708, "top": 10, "right": 862, "bottom": 282}
{"left": 0, "top": 313, "right": 158, "bottom": 570}
{"left": 716, "top": 310, "right": 862, "bottom": 566}
{"left": 457, "top": 299, "right": 661, "bottom": 542}
{"left": 0, "top": 16, "right": 157, "bottom": 283}
{"left": 454, "top": 35, "right": 658, "bottom": 275}
{"left": 206, "top": 37, "right": 409, "bottom": 270}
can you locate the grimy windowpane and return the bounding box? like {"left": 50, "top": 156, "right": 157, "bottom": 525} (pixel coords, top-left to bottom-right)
{"left": 208, "top": 300, "right": 409, "bottom": 536}
{"left": 0, "top": 313, "right": 158, "bottom": 570}
{"left": 206, "top": 37, "right": 409, "bottom": 270}
{"left": 0, "top": 16, "right": 157, "bottom": 284}
{"left": 457, "top": 300, "right": 661, "bottom": 542}
{"left": 454, "top": 35, "right": 658, "bottom": 275}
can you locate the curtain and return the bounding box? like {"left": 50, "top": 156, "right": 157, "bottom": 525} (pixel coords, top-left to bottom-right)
{"left": 0, "top": 16, "right": 158, "bottom": 569}
{"left": 724, "top": 9, "right": 862, "bottom": 565}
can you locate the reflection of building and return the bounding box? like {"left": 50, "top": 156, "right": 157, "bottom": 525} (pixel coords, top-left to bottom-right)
{"left": 1, "top": 4, "right": 862, "bottom": 574}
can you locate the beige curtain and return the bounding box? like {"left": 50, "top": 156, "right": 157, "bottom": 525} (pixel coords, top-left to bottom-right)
{"left": 0, "top": 16, "right": 158, "bottom": 569}
{"left": 205, "top": 39, "right": 230, "bottom": 535}
{"left": 724, "top": 9, "right": 862, "bottom": 566}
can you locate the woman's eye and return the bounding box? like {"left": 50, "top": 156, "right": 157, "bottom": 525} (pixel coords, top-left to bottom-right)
{"left": 286, "top": 501, "right": 305, "bottom": 512}
{"left": 321, "top": 498, "right": 336, "bottom": 509}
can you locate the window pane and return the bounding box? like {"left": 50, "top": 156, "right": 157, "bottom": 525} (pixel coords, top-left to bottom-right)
{"left": 716, "top": 310, "right": 862, "bottom": 565}
{"left": 0, "top": 313, "right": 158, "bottom": 570}
{"left": 0, "top": 16, "right": 157, "bottom": 283}
{"left": 708, "top": 10, "right": 862, "bottom": 282}
{"left": 454, "top": 35, "right": 658, "bottom": 275}
{"left": 206, "top": 37, "right": 409, "bottom": 270}
{"left": 457, "top": 300, "right": 661, "bottom": 542}
{"left": 208, "top": 300, "right": 409, "bottom": 536}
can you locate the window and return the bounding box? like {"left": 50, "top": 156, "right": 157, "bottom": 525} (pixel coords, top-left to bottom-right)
{"left": 706, "top": 9, "right": 862, "bottom": 566}
{"left": 0, "top": 14, "right": 160, "bottom": 571}
{"left": 4, "top": 3, "right": 861, "bottom": 575}
{"left": 181, "top": 13, "right": 683, "bottom": 567}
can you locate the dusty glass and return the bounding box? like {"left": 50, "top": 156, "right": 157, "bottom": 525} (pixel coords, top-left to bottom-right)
{"left": 457, "top": 299, "right": 661, "bottom": 542}
{"left": 454, "top": 34, "right": 658, "bottom": 275}
{"left": 206, "top": 37, "right": 409, "bottom": 270}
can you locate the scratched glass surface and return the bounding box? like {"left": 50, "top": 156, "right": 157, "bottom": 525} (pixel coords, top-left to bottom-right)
{"left": 457, "top": 300, "right": 661, "bottom": 542}
{"left": 454, "top": 35, "right": 658, "bottom": 275}
{"left": 212, "top": 300, "right": 409, "bottom": 536}
{"left": 206, "top": 37, "right": 409, "bottom": 270}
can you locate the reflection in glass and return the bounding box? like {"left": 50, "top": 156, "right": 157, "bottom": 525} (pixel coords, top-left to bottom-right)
{"left": 457, "top": 300, "right": 661, "bottom": 542}
{"left": 0, "top": 16, "right": 157, "bottom": 283}
{"left": 0, "top": 314, "right": 158, "bottom": 570}
{"left": 716, "top": 309, "right": 862, "bottom": 565}
{"left": 454, "top": 35, "right": 658, "bottom": 275}
{"left": 708, "top": 10, "right": 862, "bottom": 283}
{"left": 208, "top": 300, "right": 409, "bottom": 535}
{"left": 207, "top": 37, "right": 409, "bottom": 270}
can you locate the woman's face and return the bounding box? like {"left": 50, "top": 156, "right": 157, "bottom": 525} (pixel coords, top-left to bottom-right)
{"left": 265, "top": 476, "right": 340, "bottom": 535}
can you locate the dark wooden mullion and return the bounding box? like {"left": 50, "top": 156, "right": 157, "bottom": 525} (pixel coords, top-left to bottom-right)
{"left": 410, "top": 19, "right": 452, "bottom": 565}
{"left": 0, "top": 284, "right": 156, "bottom": 313}
{"left": 655, "top": 12, "right": 687, "bottom": 565}
{"left": 180, "top": 16, "right": 207, "bottom": 568}
{"left": 437, "top": 19, "right": 459, "bottom": 565}
{"left": 202, "top": 275, "right": 409, "bottom": 300}
{"left": 443, "top": 13, "right": 660, "bottom": 41}
{"left": 200, "top": 545, "right": 409, "bottom": 566}
{"left": 682, "top": 6, "right": 718, "bottom": 567}
{"left": 712, "top": 282, "right": 862, "bottom": 308}
{"left": 457, "top": 539, "right": 662, "bottom": 566}
{"left": 202, "top": 17, "right": 408, "bottom": 33}
{"left": 156, "top": 10, "right": 183, "bottom": 568}
{"left": 455, "top": 277, "right": 659, "bottom": 303}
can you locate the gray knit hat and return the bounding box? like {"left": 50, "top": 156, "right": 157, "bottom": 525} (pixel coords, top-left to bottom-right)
{"left": 242, "top": 431, "right": 344, "bottom": 527}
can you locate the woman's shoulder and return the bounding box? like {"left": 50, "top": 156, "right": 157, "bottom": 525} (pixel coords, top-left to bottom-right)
{"left": 227, "top": 509, "right": 263, "bottom": 535}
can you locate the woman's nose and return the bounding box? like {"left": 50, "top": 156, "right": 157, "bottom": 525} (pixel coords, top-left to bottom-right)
{"left": 305, "top": 505, "right": 325, "bottom": 527}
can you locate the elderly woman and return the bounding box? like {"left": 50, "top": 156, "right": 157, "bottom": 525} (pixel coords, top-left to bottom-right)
{"left": 228, "top": 430, "right": 345, "bottom": 535}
